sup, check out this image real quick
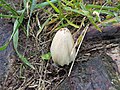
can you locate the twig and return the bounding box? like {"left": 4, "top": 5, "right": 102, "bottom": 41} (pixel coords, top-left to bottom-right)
{"left": 68, "top": 24, "right": 89, "bottom": 77}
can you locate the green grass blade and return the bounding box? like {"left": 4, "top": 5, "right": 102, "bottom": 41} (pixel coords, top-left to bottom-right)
{"left": 37, "top": 16, "right": 52, "bottom": 37}
{"left": 95, "top": 10, "right": 114, "bottom": 16}
{"left": 0, "top": 42, "right": 9, "bottom": 51}
{"left": 17, "top": 52, "right": 35, "bottom": 69}
{"left": 65, "top": 18, "right": 79, "bottom": 28}
{"left": 88, "top": 17, "right": 102, "bottom": 32}
{"left": 47, "top": 0, "right": 60, "bottom": 13}
{"left": 41, "top": 16, "right": 52, "bottom": 29}
{"left": 30, "top": 0, "right": 36, "bottom": 17}
{"left": 35, "top": 0, "right": 58, "bottom": 8}
{"left": 86, "top": 4, "right": 119, "bottom": 11}
{"left": 13, "top": 23, "right": 18, "bottom": 50}
{"left": 9, "top": 10, "right": 25, "bottom": 41}
{"left": 0, "top": 14, "right": 19, "bottom": 18}
{"left": 23, "top": 0, "right": 27, "bottom": 8}
{"left": 27, "top": 0, "right": 36, "bottom": 37}
{"left": 0, "top": 0, "right": 18, "bottom": 15}
{"left": 79, "top": 2, "right": 87, "bottom": 11}
{"left": 64, "top": 7, "right": 86, "bottom": 16}
{"left": 13, "top": 19, "right": 35, "bottom": 69}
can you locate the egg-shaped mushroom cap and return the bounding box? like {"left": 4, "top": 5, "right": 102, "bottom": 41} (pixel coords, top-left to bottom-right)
{"left": 50, "top": 28, "right": 76, "bottom": 66}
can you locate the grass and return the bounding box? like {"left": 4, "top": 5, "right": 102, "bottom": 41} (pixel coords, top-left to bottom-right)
{"left": 0, "top": 0, "right": 120, "bottom": 69}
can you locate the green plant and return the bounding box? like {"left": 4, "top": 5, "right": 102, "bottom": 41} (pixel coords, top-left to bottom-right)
{"left": 0, "top": 0, "right": 35, "bottom": 69}
{"left": 0, "top": 0, "right": 61, "bottom": 69}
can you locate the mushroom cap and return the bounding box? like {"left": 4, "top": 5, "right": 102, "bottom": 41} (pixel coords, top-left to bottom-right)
{"left": 50, "top": 28, "right": 76, "bottom": 66}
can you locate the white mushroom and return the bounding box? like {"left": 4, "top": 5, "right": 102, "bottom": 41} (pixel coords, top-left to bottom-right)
{"left": 50, "top": 28, "right": 76, "bottom": 66}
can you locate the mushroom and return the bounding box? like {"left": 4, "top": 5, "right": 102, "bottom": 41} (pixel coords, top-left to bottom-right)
{"left": 50, "top": 28, "right": 76, "bottom": 66}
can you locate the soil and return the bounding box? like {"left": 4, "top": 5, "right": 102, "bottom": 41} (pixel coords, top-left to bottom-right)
{"left": 0, "top": 18, "right": 14, "bottom": 89}
{"left": 56, "top": 53, "right": 119, "bottom": 90}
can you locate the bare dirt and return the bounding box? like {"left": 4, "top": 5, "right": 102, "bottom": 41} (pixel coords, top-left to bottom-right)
{"left": 0, "top": 18, "right": 14, "bottom": 89}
